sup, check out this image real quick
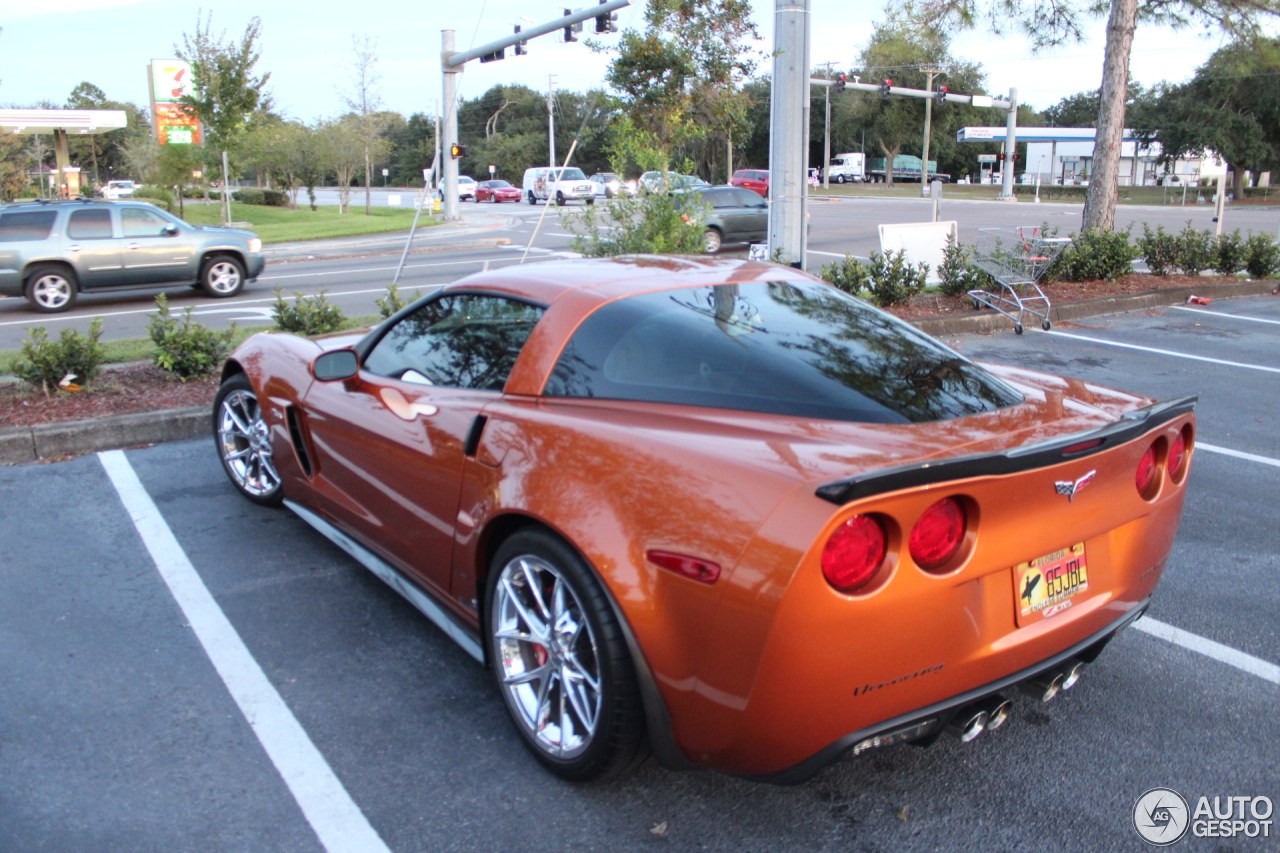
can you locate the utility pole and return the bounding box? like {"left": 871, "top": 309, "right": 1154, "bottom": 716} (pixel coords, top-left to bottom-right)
{"left": 769, "top": 0, "right": 811, "bottom": 268}
{"left": 441, "top": 29, "right": 460, "bottom": 223}
{"left": 1000, "top": 87, "right": 1018, "bottom": 201}
{"left": 547, "top": 75, "right": 557, "bottom": 168}
{"left": 919, "top": 65, "right": 944, "bottom": 196}
{"left": 818, "top": 61, "right": 836, "bottom": 190}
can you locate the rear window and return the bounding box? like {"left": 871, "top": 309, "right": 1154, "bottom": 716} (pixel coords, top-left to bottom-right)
{"left": 68, "top": 208, "right": 113, "bottom": 239}
{"left": 544, "top": 280, "right": 1023, "bottom": 424}
{"left": 0, "top": 210, "right": 58, "bottom": 242}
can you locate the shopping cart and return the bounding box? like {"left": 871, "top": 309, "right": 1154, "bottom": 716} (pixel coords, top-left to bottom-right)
{"left": 969, "top": 227, "right": 1072, "bottom": 334}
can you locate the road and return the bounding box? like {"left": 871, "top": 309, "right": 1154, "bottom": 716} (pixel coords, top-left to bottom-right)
{"left": 2, "top": 296, "right": 1278, "bottom": 851}
{"left": 2, "top": 194, "right": 1278, "bottom": 352}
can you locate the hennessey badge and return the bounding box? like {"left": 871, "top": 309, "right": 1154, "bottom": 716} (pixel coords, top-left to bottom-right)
{"left": 1054, "top": 470, "right": 1096, "bottom": 502}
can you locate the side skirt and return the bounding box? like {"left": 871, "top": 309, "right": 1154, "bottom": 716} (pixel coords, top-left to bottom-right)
{"left": 285, "top": 500, "right": 485, "bottom": 664}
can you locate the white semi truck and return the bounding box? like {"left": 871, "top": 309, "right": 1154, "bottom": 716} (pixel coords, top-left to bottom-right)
{"left": 824, "top": 153, "right": 865, "bottom": 184}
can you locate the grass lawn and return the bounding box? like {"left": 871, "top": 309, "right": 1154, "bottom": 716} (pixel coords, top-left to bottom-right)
{"left": 177, "top": 201, "right": 440, "bottom": 244}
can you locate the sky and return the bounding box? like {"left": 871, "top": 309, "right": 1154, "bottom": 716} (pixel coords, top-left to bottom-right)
{"left": 0, "top": 0, "right": 1243, "bottom": 122}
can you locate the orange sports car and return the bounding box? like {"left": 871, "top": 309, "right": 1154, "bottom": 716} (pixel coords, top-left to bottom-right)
{"left": 213, "top": 256, "right": 1195, "bottom": 783}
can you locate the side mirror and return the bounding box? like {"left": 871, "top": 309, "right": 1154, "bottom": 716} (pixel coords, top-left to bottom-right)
{"left": 312, "top": 349, "right": 359, "bottom": 382}
{"left": 162, "top": 223, "right": 179, "bottom": 236}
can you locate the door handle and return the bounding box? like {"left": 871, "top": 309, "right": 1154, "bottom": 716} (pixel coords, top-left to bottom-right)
{"left": 126, "top": 243, "right": 142, "bottom": 250}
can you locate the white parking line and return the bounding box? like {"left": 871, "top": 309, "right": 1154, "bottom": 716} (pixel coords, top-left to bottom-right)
{"left": 1135, "top": 617, "right": 1280, "bottom": 687}
{"left": 1170, "top": 305, "right": 1280, "bottom": 326}
{"left": 1197, "top": 442, "right": 1280, "bottom": 468}
{"left": 98, "top": 451, "right": 391, "bottom": 853}
{"left": 1043, "top": 330, "right": 1280, "bottom": 374}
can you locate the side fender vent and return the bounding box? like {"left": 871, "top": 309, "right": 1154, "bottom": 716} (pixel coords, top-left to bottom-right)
{"left": 285, "top": 406, "right": 314, "bottom": 478}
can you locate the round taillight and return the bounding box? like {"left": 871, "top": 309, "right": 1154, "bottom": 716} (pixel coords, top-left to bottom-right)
{"left": 1136, "top": 443, "right": 1158, "bottom": 495}
{"left": 1168, "top": 430, "right": 1187, "bottom": 477}
{"left": 909, "top": 497, "right": 967, "bottom": 570}
{"left": 822, "top": 515, "right": 887, "bottom": 592}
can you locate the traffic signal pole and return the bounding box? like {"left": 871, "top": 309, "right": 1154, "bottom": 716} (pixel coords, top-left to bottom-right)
{"left": 769, "top": 0, "right": 811, "bottom": 268}
{"left": 438, "top": 0, "right": 629, "bottom": 221}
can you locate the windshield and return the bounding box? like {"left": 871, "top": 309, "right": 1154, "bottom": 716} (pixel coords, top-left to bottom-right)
{"left": 544, "top": 280, "right": 1023, "bottom": 424}
{"left": 553, "top": 168, "right": 587, "bottom": 181}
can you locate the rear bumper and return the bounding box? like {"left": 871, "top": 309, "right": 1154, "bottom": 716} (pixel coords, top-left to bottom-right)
{"left": 745, "top": 599, "right": 1149, "bottom": 784}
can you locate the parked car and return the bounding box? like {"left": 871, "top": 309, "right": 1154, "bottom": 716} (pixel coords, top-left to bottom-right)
{"left": 729, "top": 168, "right": 770, "bottom": 197}
{"left": 0, "top": 199, "right": 265, "bottom": 313}
{"left": 475, "top": 180, "right": 522, "bottom": 203}
{"left": 678, "top": 185, "right": 767, "bottom": 253}
{"left": 522, "top": 167, "right": 596, "bottom": 206}
{"left": 588, "top": 172, "right": 630, "bottom": 199}
{"left": 214, "top": 255, "right": 1195, "bottom": 783}
{"left": 437, "top": 175, "right": 477, "bottom": 201}
{"left": 637, "top": 172, "right": 710, "bottom": 193}
{"left": 100, "top": 180, "right": 137, "bottom": 199}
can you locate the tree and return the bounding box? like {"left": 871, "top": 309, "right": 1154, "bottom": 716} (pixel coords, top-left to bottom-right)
{"left": 316, "top": 117, "right": 364, "bottom": 213}
{"left": 0, "top": 131, "right": 29, "bottom": 201}
{"left": 382, "top": 112, "right": 436, "bottom": 186}
{"left": 924, "top": 0, "right": 1280, "bottom": 231}
{"left": 1133, "top": 37, "right": 1280, "bottom": 199}
{"left": 175, "top": 12, "right": 271, "bottom": 222}
{"left": 343, "top": 36, "right": 390, "bottom": 214}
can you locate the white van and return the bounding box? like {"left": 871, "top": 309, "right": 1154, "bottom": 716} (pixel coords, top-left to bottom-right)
{"left": 522, "top": 167, "right": 596, "bottom": 206}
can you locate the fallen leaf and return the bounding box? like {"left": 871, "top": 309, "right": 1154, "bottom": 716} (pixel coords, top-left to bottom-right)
{"left": 649, "top": 821, "right": 669, "bottom": 837}
{"left": 897, "top": 805, "right": 910, "bottom": 822}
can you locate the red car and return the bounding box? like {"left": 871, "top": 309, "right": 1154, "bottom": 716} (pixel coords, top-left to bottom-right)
{"left": 729, "top": 169, "right": 770, "bottom": 197}
{"left": 475, "top": 180, "right": 522, "bottom": 203}
{"left": 213, "top": 256, "right": 1194, "bottom": 783}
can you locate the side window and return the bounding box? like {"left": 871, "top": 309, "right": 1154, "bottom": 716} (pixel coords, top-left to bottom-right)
{"left": 67, "top": 209, "right": 114, "bottom": 239}
{"left": 120, "top": 208, "right": 170, "bottom": 238}
{"left": 734, "top": 188, "right": 767, "bottom": 208}
{"left": 363, "top": 294, "right": 545, "bottom": 391}
{"left": 0, "top": 211, "right": 58, "bottom": 241}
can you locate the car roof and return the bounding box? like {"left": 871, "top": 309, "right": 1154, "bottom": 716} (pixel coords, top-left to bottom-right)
{"left": 2, "top": 198, "right": 140, "bottom": 210}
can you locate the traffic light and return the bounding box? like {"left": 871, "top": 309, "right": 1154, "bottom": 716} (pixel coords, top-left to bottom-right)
{"left": 595, "top": 0, "right": 619, "bottom": 33}
{"left": 881, "top": 79, "right": 892, "bottom": 98}
{"left": 450, "top": 143, "right": 467, "bottom": 159}
{"left": 935, "top": 85, "right": 948, "bottom": 103}
{"left": 834, "top": 72, "right": 847, "bottom": 92}
{"left": 563, "top": 8, "right": 583, "bottom": 42}
{"left": 514, "top": 24, "right": 527, "bottom": 55}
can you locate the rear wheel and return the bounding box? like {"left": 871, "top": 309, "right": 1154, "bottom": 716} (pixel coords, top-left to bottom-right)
{"left": 487, "top": 529, "right": 647, "bottom": 781}
{"left": 213, "top": 373, "right": 283, "bottom": 506}
{"left": 24, "top": 265, "right": 78, "bottom": 313}
{"left": 527, "top": 192, "right": 537, "bottom": 205}
{"left": 200, "top": 254, "right": 245, "bottom": 298}
{"left": 703, "top": 227, "right": 723, "bottom": 254}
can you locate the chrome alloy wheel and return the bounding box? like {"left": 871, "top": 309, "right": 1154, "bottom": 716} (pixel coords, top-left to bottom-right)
{"left": 31, "top": 273, "right": 73, "bottom": 310}
{"left": 217, "top": 389, "right": 280, "bottom": 498}
{"left": 206, "top": 261, "right": 243, "bottom": 294}
{"left": 493, "top": 555, "right": 602, "bottom": 759}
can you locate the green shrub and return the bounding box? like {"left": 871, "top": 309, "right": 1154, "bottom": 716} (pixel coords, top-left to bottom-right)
{"left": 147, "top": 294, "right": 237, "bottom": 380}
{"left": 936, "top": 231, "right": 982, "bottom": 297}
{"left": 272, "top": 288, "right": 346, "bottom": 335}
{"left": 132, "top": 185, "right": 174, "bottom": 212}
{"left": 865, "top": 249, "right": 928, "bottom": 307}
{"left": 565, "top": 180, "right": 707, "bottom": 256}
{"left": 1245, "top": 232, "right": 1280, "bottom": 278}
{"left": 232, "top": 187, "right": 289, "bottom": 206}
{"left": 14, "top": 318, "right": 106, "bottom": 395}
{"left": 818, "top": 255, "right": 870, "bottom": 295}
{"left": 1050, "top": 228, "right": 1136, "bottom": 282}
{"left": 376, "top": 283, "right": 422, "bottom": 319}
{"left": 1137, "top": 224, "right": 1179, "bottom": 276}
{"left": 1213, "top": 230, "right": 1247, "bottom": 275}
{"left": 1176, "top": 223, "right": 1216, "bottom": 275}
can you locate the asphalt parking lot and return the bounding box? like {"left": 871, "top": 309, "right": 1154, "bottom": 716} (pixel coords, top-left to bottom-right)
{"left": 2, "top": 296, "right": 1278, "bottom": 852}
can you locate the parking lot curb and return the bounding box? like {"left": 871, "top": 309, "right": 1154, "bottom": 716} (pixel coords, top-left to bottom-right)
{"left": 913, "top": 278, "right": 1279, "bottom": 337}
{"left": 1, "top": 279, "right": 1277, "bottom": 464}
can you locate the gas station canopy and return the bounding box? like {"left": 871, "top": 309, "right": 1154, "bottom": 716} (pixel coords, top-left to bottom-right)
{"left": 0, "top": 109, "right": 128, "bottom": 135}
{"left": 956, "top": 126, "right": 1139, "bottom": 143}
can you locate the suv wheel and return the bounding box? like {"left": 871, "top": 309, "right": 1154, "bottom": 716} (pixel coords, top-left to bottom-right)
{"left": 25, "top": 265, "right": 79, "bottom": 313}
{"left": 702, "top": 228, "right": 723, "bottom": 254}
{"left": 201, "top": 255, "right": 246, "bottom": 298}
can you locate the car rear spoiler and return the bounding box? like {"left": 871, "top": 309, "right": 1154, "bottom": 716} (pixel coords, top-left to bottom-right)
{"left": 815, "top": 395, "right": 1197, "bottom": 506}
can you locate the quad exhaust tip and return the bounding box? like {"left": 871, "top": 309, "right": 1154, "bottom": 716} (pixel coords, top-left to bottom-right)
{"left": 1022, "top": 660, "right": 1085, "bottom": 703}
{"left": 947, "top": 695, "right": 1010, "bottom": 743}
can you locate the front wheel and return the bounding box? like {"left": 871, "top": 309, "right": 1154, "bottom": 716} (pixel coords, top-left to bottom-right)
{"left": 201, "top": 254, "right": 246, "bottom": 298}
{"left": 24, "top": 265, "right": 79, "bottom": 313}
{"left": 487, "top": 530, "right": 647, "bottom": 781}
{"left": 213, "top": 373, "right": 283, "bottom": 506}
{"left": 585, "top": 196, "right": 595, "bottom": 206}
{"left": 702, "top": 227, "right": 723, "bottom": 254}
{"left": 555, "top": 192, "right": 566, "bottom": 207}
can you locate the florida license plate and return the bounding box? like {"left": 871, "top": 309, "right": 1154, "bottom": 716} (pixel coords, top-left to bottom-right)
{"left": 1015, "top": 543, "right": 1088, "bottom": 625}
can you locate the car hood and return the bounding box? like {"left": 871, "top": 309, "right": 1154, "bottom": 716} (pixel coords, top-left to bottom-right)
{"left": 194, "top": 225, "right": 258, "bottom": 240}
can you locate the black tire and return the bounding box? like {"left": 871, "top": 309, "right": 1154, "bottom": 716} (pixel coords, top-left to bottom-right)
{"left": 972, "top": 298, "right": 982, "bottom": 311}
{"left": 605, "top": 188, "right": 614, "bottom": 199}
{"left": 702, "top": 227, "right": 723, "bottom": 254}
{"left": 200, "top": 254, "right": 246, "bottom": 298}
{"left": 213, "top": 373, "right": 284, "bottom": 507}
{"left": 1042, "top": 320, "right": 1052, "bottom": 331}
{"left": 835, "top": 174, "right": 846, "bottom": 185}
{"left": 487, "top": 529, "right": 647, "bottom": 782}
{"left": 24, "top": 264, "right": 79, "bottom": 313}
{"left": 555, "top": 192, "right": 566, "bottom": 207}
{"left": 527, "top": 192, "right": 537, "bottom": 205}
{"left": 1014, "top": 323, "right": 1024, "bottom": 335}
{"left": 585, "top": 197, "right": 595, "bottom": 206}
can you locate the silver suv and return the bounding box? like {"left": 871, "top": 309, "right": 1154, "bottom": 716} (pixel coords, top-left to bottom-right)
{"left": 0, "top": 199, "right": 265, "bottom": 313}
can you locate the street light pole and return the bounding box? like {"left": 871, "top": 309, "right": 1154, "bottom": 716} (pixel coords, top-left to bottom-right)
{"left": 441, "top": 28, "right": 460, "bottom": 223}
{"left": 919, "top": 65, "right": 943, "bottom": 197}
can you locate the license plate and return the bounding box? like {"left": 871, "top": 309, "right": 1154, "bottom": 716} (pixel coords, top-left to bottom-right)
{"left": 1015, "top": 543, "right": 1088, "bottom": 625}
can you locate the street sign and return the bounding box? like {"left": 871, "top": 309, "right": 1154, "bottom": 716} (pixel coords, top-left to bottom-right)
{"left": 977, "top": 154, "right": 998, "bottom": 163}
{"left": 1059, "top": 156, "right": 1082, "bottom": 163}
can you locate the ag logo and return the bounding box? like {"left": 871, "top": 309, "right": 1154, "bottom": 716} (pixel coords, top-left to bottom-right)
{"left": 1133, "top": 787, "right": 1190, "bottom": 846}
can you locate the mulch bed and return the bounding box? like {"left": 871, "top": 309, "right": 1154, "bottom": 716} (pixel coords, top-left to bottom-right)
{"left": 0, "top": 273, "right": 1271, "bottom": 430}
